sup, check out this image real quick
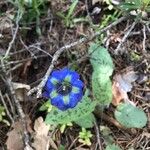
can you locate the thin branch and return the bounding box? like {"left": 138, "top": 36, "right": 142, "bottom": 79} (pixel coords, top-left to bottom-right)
{"left": 4, "top": 11, "right": 21, "bottom": 58}
{"left": 94, "top": 121, "right": 103, "bottom": 150}
{"left": 5, "top": 93, "right": 16, "bottom": 116}
{"left": 28, "top": 16, "right": 127, "bottom": 98}
{"left": 0, "top": 90, "right": 14, "bottom": 123}
{"left": 142, "top": 25, "right": 146, "bottom": 54}
{"left": 114, "top": 21, "right": 136, "bottom": 55}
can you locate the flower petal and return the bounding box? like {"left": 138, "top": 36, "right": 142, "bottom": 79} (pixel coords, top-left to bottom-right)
{"left": 45, "top": 77, "right": 55, "bottom": 92}
{"left": 72, "top": 86, "right": 80, "bottom": 94}
{"left": 50, "top": 90, "right": 58, "bottom": 99}
{"left": 51, "top": 70, "right": 63, "bottom": 81}
{"left": 50, "top": 77, "right": 59, "bottom": 85}
{"left": 70, "top": 71, "right": 80, "bottom": 81}
{"left": 51, "top": 95, "right": 68, "bottom": 110}
{"left": 68, "top": 91, "right": 83, "bottom": 108}
{"left": 42, "top": 91, "right": 50, "bottom": 98}
{"left": 72, "top": 79, "right": 84, "bottom": 88}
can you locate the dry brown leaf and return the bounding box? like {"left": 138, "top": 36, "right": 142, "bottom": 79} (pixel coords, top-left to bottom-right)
{"left": 112, "top": 81, "right": 128, "bottom": 106}
{"left": 6, "top": 117, "right": 32, "bottom": 150}
{"left": 112, "top": 69, "right": 138, "bottom": 106}
{"left": 92, "top": 0, "right": 103, "bottom": 5}
{"left": 32, "top": 117, "right": 58, "bottom": 150}
{"left": 6, "top": 122, "right": 24, "bottom": 150}
{"left": 12, "top": 82, "right": 30, "bottom": 101}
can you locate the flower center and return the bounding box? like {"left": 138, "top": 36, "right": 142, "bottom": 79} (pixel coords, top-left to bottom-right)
{"left": 56, "top": 82, "right": 72, "bottom": 96}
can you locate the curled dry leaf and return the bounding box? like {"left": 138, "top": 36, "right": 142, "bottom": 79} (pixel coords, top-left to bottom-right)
{"left": 12, "top": 82, "right": 30, "bottom": 101}
{"left": 112, "top": 69, "right": 138, "bottom": 106}
{"left": 112, "top": 81, "right": 128, "bottom": 106}
{"left": 32, "top": 117, "right": 58, "bottom": 150}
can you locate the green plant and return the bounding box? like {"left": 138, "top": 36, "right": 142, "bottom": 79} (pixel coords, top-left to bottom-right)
{"left": 60, "top": 122, "right": 73, "bottom": 133}
{"left": 8, "top": 0, "right": 47, "bottom": 35}
{"left": 0, "top": 105, "right": 10, "bottom": 126}
{"left": 57, "top": 0, "right": 87, "bottom": 27}
{"left": 115, "top": 103, "right": 147, "bottom": 128}
{"left": 39, "top": 100, "right": 53, "bottom": 113}
{"left": 100, "top": 126, "right": 122, "bottom": 149}
{"left": 105, "top": 143, "right": 122, "bottom": 150}
{"left": 89, "top": 43, "right": 114, "bottom": 106}
{"left": 44, "top": 42, "right": 147, "bottom": 131}
{"left": 44, "top": 43, "right": 114, "bottom": 130}
{"left": 45, "top": 90, "right": 96, "bottom": 126}
{"left": 119, "top": 0, "right": 150, "bottom": 18}
{"left": 78, "top": 128, "right": 93, "bottom": 146}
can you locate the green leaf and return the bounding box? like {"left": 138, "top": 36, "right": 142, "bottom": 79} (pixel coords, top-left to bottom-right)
{"left": 39, "top": 100, "right": 52, "bottom": 112}
{"left": 89, "top": 43, "right": 114, "bottom": 105}
{"left": 119, "top": 3, "right": 140, "bottom": 11}
{"left": 92, "top": 71, "right": 112, "bottom": 105}
{"left": 75, "top": 113, "right": 95, "bottom": 128}
{"left": 115, "top": 103, "right": 147, "bottom": 128}
{"left": 100, "top": 126, "right": 114, "bottom": 145}
{"left": 105, "top": 143, "right": 122, "bottom": 150}
{"left": 67, "top": 0, "right": 78, "bottom": 19}
{"left": 45, "top": 91, "right": 96, "bottom": 125}
{"left": 0, "top": 105, "right": 5, "bottom": 113}
{"left": 89, "top": 43, "right": 114, "bottom": 77}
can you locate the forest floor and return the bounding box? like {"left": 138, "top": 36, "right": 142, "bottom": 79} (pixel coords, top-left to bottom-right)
{"left": 0, "top": 0, "right": 150, "bottom": 150}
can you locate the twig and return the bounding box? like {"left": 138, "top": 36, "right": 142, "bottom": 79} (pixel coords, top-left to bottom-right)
{"left": 142, "top": 25, "right": 146, "bottom": 54}
{"left": 5, "top": 93, "right": 16, "bottom": 116}
{"left": 85, "top": 0, "right": 92, "bottom": 22}
{"left": 94, "top": 121, "right": 103, "bottom": 150}
{"left": 4, "top": 11, "right": 21, "bottom": 58}
{"left": 0, "top": 90, "right": 14, "bottom": 123}
{"left": 7, "top": 63, "right": 22, "bottom": 74}
{"left": 28, "top": 16, "right": 127, "bottom": 98}
{"left": 114, "top": 21, "right": 136, "bottom": 55}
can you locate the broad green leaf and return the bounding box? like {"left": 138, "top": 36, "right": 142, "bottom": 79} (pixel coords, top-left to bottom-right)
{"left": 89, "top": 43, "right": 114, "bottom": 77}
{"left": 89, "top": 43, "right": 114, "bottom": 105}
{"left": 75, "top": 113, "right": 95, "bottom": 128}
{"left": 92, "top": 71, "right": 112, "bottom": 105}
{"left": 105, "top": 143, "right": 122, "bottom": 150}
{"left": 115, "top": 103, "right": 147, "bottom": 128}
{"left": 45, "top": 91, "right": 96, "bottom": 125}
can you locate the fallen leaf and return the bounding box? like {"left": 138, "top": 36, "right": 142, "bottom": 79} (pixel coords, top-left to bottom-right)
{"left": 115, "top": 70, "right": 138, "bottom": 92}
{"left": 12, "top": 82, "right": 30, "bottom": 101}
{"left": 92, "top": 0, "right": 103, "bottom": 5}
{"left": 32, "top": 117, "right": 58, "bottom": 150}
{"left": 33, "top": 117, "right": 49, "bottom": 136}
{"left": 112, "top": 68, "right": 138, "bottom": 106}
{"left": 112, "top": 81, "right": 128, "bottom": 106}
{"left": 6, "top": 122, "right": 24, "bottom": 150}
{"left": 6, "top": 117, "right": 32, "bottom": 150}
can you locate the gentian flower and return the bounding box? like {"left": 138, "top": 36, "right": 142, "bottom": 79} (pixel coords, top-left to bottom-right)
{"left": 43, "top": 68, "right": 84, "bottom": 110}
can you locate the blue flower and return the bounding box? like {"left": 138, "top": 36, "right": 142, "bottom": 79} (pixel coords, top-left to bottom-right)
{"left": 43, "top": 68, "right": 84, "bottom": 110}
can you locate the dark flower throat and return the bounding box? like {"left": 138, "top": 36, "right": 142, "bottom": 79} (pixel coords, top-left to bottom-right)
{"left": 56, "top": 82, "right": 72, "bottom": 95}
